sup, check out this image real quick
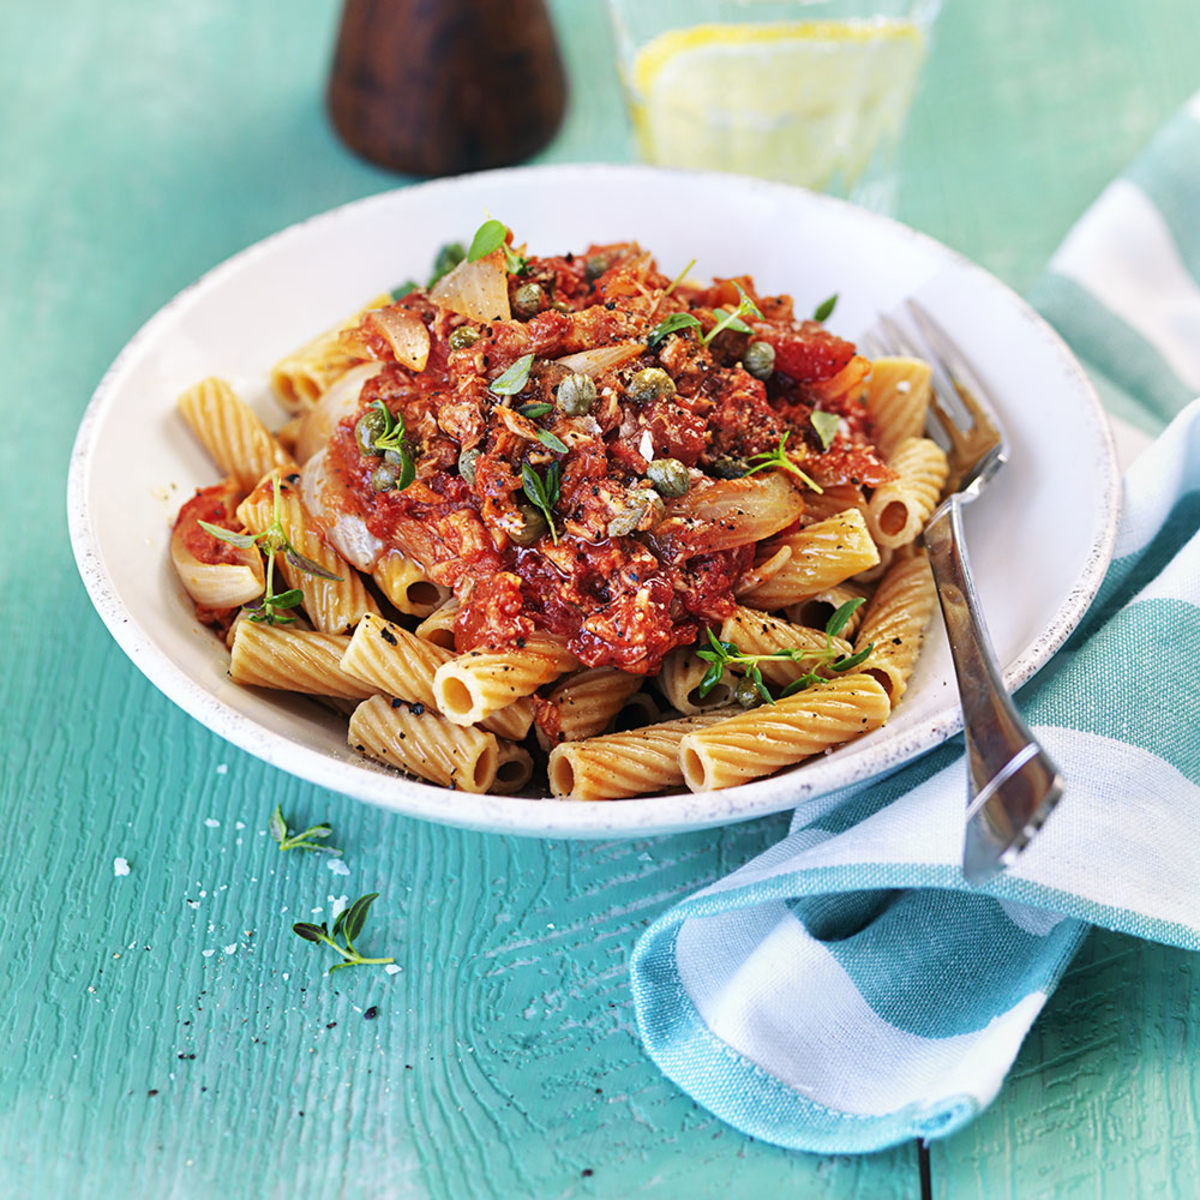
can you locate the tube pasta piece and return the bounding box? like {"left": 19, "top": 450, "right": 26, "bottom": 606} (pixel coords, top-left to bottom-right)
{"left": 339, "top": 614, "right": 533, "bottom": 741}
{"left": 657, "top": 647, "right": 734, "bottom": 714}
{"left": 679, "top": 674, "right": 891, "bottom": 792}
{"left": 170, "top": 480, "right": 264, "bottom": 609}
{"left": 866, "top": 357, "right": 933, "bottom": 460}
{"left": 492, "top": 742, "right": 535, "bottom": 795}
{"left": 717, "top": 607, "right": 852, "bottom": 688}
{"left": 739, "top": 508, "right": 880, "bottom": 611}
{"left": 535, "top": 667, "right": 646, "bottom": 749}
{"left": 177, "top": 378, "right": 296, "bottom": 494}
{"left": 415, "top": 598, "right": 460, "bottom": 650}
{"left": 548, "top": 712, "right": 735, "bottom": 801}
{"left": 372, "top": 550, "right": 452, "bottom": 619}
{"left": 786, "top": 582, "right": 871, "bottom": 639}
{"left": 800, "top": 482, "right": 866, "bottom": 525}
{"left": 866, "top": 437, "right": 949, "bottom": 550}
{"left": 853, "top": 552, "right": 936, "bottom": 707}
{"left": 432, "top": 635, "right": 577, "bottom": 726}
{"left": 269, "top": 293, "right": 391, "bottom": 413}
{"left": 349, "top": 694, "right": 499, "bottom": 793}
{"left": 236, "top": 472, "right": 379, "bottom": 634}
{"left": 230, "top": 623, "right": 376, "bottom": 700}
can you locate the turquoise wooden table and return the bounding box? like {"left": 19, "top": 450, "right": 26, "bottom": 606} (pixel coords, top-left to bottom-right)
{"left": 3, "top": 2, "right": 1198, "bottom": 1196}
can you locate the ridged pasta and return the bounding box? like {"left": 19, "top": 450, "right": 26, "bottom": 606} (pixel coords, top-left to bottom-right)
{"left": 349, "top": 694, "right": 499, "bottom": 793}
{"left": 432, "top": 632, "right": 578, "bottom": 725}
{"left": 548, "top": 712, "right": 735, "bottom": 800}
{"left": 372, "top": 549, "right": 452, "bottom": 619}
{"left": 269, "top": 293, "right": 392, "bottom": 413}
{"left": 866, "top": 357, "right": 933, "bottom": 460}
{"left": 177, "top": 378, "right": 296, "bottom": 494}
{"left": 229, "top": 623, "right": 376, "bottom": 700}
{"left": 657, "top": 647, "right": 734, "bottom": 714}
{"left": 800, "top": 481, "right": 866, "bottom": 525}
{"left": 865, "top": 437, "right": 949, "bottom": 549}
{"left": 739, "top": 508, "right": 880, "bottom": 610}
{"left": 785, "top": 581, "right": 872, "bottom": 639}
{"left": 536, "top": 667, "right": 646, "bottom": 748}
{"left": 679, "top": 674, "right": 891, "bottom": 791}
{"left": 339, "top": 613, "right": 533, "bottom": 740}
{"left": 853, "top": 552, "right": 937, "bottom": 707}
{"left": 415, "top": 598, "right": 460, "bottom": 650}
{"left": 492, "top": 742, "right": 535, "bottom": 795}
{"left": 236, "top": 472, "right": 378, "bottom": 634}
{"left": 717, "top": 607, "right": 853, "bottom": 688}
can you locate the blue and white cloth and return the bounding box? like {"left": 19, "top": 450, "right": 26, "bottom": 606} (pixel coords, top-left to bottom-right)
{"left": 630, "top": 93, "right": 1200, "bottom": 1154}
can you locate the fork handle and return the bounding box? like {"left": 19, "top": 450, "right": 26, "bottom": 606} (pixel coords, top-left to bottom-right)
{"left": 923, "top": 494, "right": 1064, "bottom": 883}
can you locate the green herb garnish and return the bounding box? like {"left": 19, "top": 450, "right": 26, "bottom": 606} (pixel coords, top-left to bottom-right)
{"left": 490, "top": 352, "right": 534, "bottom": 396}
{"left": 703, "top": 282, "right": 764, "bottom": 345}
{"left": 467, "top": 219, "right": 527, "bottom": 274}
{"left": 268, "top": 804, "right": 342, "bottom": 856}
{"left": 647, "top": 311, "right": 702, "bottom": 350}
{"left": 199, "top": 475, "right": 342, "bottom": 625}
{"left": 811, "top": 410, "right": 840, "bottom": 451}
{"left": 518, "top": 401, "right": 554, "bottom": 420}
{"left": 695, "top": 599, "right": 873, "bottom": 703}
{"left": 743, "top": 432, "right": 824, "bottom": 493}
{"left": 521, "top": 460, "right": 561, "bottom": 545}
{"left": 292, "top": 893, "right": 394, "bottom": 975}
{"left": 429, "top": 242, "right": 466, "bottom": 286}
{"left": 662, "top": 257, "right": 697, "bottom": 301}
{"left": 390, "top": 280, "right": 419, "bottom": 301}
{"left": 370, "top": 400, "right": 417, "bottom": 490}
{"left": 813, "top": 293, "right": 838, "bottom": 322}
{"left": 536, "top": 429, "right": 569, "bottom": 454}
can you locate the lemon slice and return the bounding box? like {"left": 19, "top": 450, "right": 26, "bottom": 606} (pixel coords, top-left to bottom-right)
{"left": 626, "top": 20, "right": 926, "bottom": 192}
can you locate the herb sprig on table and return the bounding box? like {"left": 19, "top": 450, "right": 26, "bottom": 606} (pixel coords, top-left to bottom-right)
{"left": 269, "top": 804, "right": 342, "bottom": 856}
{"left": 199, "top": 475, "right": 342, "bottom": 625}
{"left": 696, "top": 599, "right": 873, "bottom": 705}
{"left": 292, "top": 893, "right": 395, "bottom": 974}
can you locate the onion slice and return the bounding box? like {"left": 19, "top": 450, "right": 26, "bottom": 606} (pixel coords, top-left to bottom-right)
{"left": 554, "top": 341, "right": 646, "bottom": 376}
{"left": 171, "top": 480, "right": 264, "bottom": 608}
{"left": 300, "top": 448, "right": 385, "bottom": 572}
{"left": 362, "top": 307, "right": 430, "bottom": 372}
{"left": 294, "top": 361, "right": 384, "bottom": 467}
{"left": 430, "top": 249, "right": 511, "bottom": 323}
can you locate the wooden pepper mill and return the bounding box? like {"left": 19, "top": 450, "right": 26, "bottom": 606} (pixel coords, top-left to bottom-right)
{"left": 327, "top": 0, "right": 568, "bottom": 177}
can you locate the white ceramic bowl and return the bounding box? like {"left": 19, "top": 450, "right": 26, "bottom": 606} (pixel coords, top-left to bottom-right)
{"left": 68, "top": 164, "right": 1119, "bottom": 837}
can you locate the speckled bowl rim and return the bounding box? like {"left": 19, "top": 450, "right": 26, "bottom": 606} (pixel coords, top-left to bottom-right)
{"left": 68, "top": 163, "right": 1120, "bottom": 839}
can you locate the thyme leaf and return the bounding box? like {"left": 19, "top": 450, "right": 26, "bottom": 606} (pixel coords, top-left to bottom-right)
{"left": 521, "top": 460, "right": 561, "bottom": 545}
{"left": 743, "top": 432, "right": 824, "bottom": 493}
{"left": 292, "top": 892, "right": 394, "bottom": 975}
{"left": 813, "top": 293, "right": 838, "bottom": 322}
{"left": 490, "top": 353, "right": 534, "bottom": 396}
{"left": 647, "top": 311, "right": 702, "bottom": 350}
{"left": 268, "top": 803, "right": 342, "bottom": 856}
{"left": 703, "top": 283, "right": 764, "bottom": 346}
{"left": 811, "top": 409, "right": 840, "bottom": 451}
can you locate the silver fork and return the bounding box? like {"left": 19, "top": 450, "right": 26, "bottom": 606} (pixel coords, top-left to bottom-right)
{"left": 866, "top": 300, "right": 1063, "bottom": 883}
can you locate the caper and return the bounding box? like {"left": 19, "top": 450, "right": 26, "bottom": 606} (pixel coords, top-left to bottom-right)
{"left": 606, "top": 488, "right": 663, "bottom": 538}
{"left": 447, "top": 326, "right": 480, "bottom": 352}
{"left": 626, "top": 367, "right": 676, "bottom": 406}
{"left": 510, "top": 503, "right": 548, "bottom": 546}
{"left": 383, "top": 448, "right": 406, "bottom": 466}
{"left": 735, "top": 677, "right": 765, "bottom": 709}
{"left": 606, "top": 507, "right": 641, "bottom": 538}
{"left": 557, "top": 372, "right": 596, "bottom": 416}
{"left": 584, "top": 254, "right": 610, "bottom": 281}
{"left": 711, "top": 456, "right": 749, "bottom": 479}
{"left": 354, "top": 408, "right": 387, "bottom": 457}
{"left": 645, "top": 457, "right": 689, "bottom": 498}
{"left": 512, "top": 282, "right": 546, "bottom": 319}
{"left": 370, "top": 462, "right": 398, "bottom": 492}
{"left": 743, "top": 340, "right": 776, "bottom": 381}
{"left": 458, "top": 447, "right": 481, "bottom": 487}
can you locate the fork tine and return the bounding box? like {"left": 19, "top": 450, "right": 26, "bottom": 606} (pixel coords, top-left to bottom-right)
{"left": 906, "top": 301, "right": 1000, "bottom": 424}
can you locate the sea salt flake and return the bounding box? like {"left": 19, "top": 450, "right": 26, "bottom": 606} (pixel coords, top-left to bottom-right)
{"left": 224, "top": 944, "right": 237, "bottom": 955}
{"left": 384, "top": 965, "right": 402, "bottom": 976}
{"left": 201, "top": 949, "right": 215, "bottom": 958}
{"left": 327, "top": 858, "right": 351, "bottom": 876}
{"left": 204, "top": 818, "right": 220, "bottom": 828}
{"left": 216, "top": 764, "right": 228, "bottom": 774}
{"left": 113, "top": 857, "right": 131, "bottom": 877}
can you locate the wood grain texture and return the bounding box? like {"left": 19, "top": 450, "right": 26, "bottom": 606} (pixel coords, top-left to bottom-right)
{"left": 2, "top": 0, "right": 1199, "bottom": 1195}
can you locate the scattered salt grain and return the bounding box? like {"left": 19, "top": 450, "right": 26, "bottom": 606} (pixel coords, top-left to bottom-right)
{"left": 204, "top": 818, "right": 220, "bottom": 829}
{"left": 113, "top": 857, "right": 131, "bottom": 877}
{"left": 201, "top": 949, "right": 214, "bottom": 959}
{"left": 216, "top": 764, "right": 228, "bottom": 775}
{"left": 224, "top": 944, "right": 237, "bottom": 955}
{"left": 327, "top": 858, "right": 351, "bottom": 876}
{"left": 234, "top": 821, "right": 245, "bottom": 830}
{"left": 384, "top": 965, "right": 402, "bottom": 976}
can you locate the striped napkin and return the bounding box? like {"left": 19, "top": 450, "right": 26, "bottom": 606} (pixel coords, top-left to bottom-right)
{"left": 630, "top": 92, "right": 1200, "bottom": 1154}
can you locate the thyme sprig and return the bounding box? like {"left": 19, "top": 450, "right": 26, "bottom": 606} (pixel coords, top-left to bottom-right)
{"left": 292, "top": 893, "right": 395, "bottom": 974}
{"left": 703, "top": 282, "right": 764, "bottom": 345}
{"left": 522, "top": 460, "right": 561, "bottom": 545}
{"left": 371, "top": 400, "right": 417, "bottom": 490}
{"left": 268, "top": 804, "right": 342, "bottom": 856}
{"left": 199, "top": 475, "right": 342, "bottom": 625}
{"left": 696, "top": 599, "right": 873, "bottom": 704}
{"left": 743, "top": 432, "right": 824, "bottom": 494}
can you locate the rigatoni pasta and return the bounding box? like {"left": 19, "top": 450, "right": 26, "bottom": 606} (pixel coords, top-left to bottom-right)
{"left": 168, "top": 226, "right": 950, "bottom": 800}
